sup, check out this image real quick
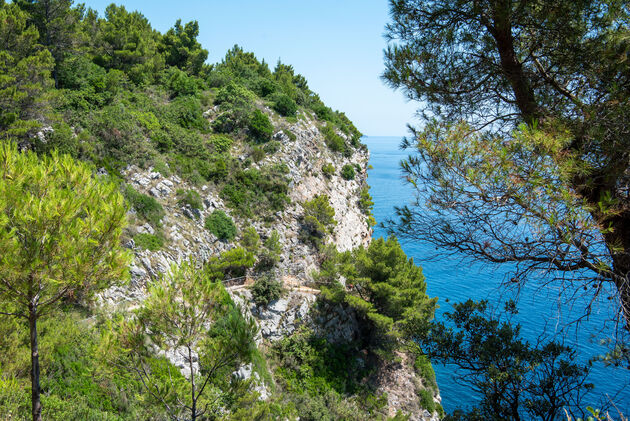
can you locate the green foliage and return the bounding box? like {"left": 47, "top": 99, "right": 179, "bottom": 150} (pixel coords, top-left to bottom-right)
{"left": 315, "top": 237, "right": 436, "bottom": 349}
{"left": 418, "top": 389, "right": 436, "bottom": 414}
{"left": 91, "top": 4, "right": 164, "bottom": 85}
{"left": 205, "top": 209, "right": 237, "bottom": 241}
{"left": 121, "top": 260, "right": 257, "bottom": 420}
{"left": 248, "top": 109, "right": 273, "bottom": 142}
{"left": 210, "top": 134, "right": 233, "bottom": 153}
{"left": 123, "top": 184, "right": 165, "bottom": 227}
{"left": 423, "top": 300, "right": 592, "bottom": 420}
{"left": 167, "top": 95, "right": 207, "bottom": 130}
{"left": 258, "top": 230, "right": 282, "bottom": 270}
{"left": 159, "top": 66, "right": 202, "bottom": 97}
{"left": 206, "top": 247, "right": 256, "bottom": 279}
{"left": 284, "top": 129, "right": 297, "bottom": 141}
{"left": 159, "top": 19, "right": 208, "bottom": 75}
{"left": 349, "top": 237, "right": 436, "bottom": 341}
{"left": 251, "top": 146, "right": 265, "bottom": 162}
{"left": 0, "top": 142, "right": 131, "bottom": 419}
{"left": 272, "top": 328, "right": 390, "bottom": 421}
{"left": 215, "top": 80, "right": 257, "bottom": 106}
{"left": 90, "top": 103, "right": 156, "bottom": 165}
{"left": 175, "top": 188, "right": 202, "bottom": 210}
{"left": 134, "top": 233, "right": 164, "bottom": 251}
{"left": 0, "top": 308, "right": 170, "bottom": 421}
{"left": 263, "top": 140, "right": 281, "bottom": 154}
{"left": 220, "top": 166, "right": 289, "bottom": 219}
{"left": 300, "top": 195, "right": 337, "bottom": 247}
{"left": 0, "top": 2, "right": 54, "bottom": 137}
{"left": 320, "top": 124, "right": 345, "bottom": 153}
{"left": 250, "top": 274, "right": 285, "bottom": 307}
{"left": 359, "top": 185, "right": 376, "bottom": 227}
{"left": 322, "top": 162, "right": 335, "bottom": 178}
{"left": 413, "top": 355, "right": 437, "bottom": 392}
{"left": 341, "top": 164, "right": 355, "bottom": 180}
{"left": 240, "top": 226, "right": 260, "bottom": 254}
{"left": 271, "top": 92, "right": 298, "bottom": 117}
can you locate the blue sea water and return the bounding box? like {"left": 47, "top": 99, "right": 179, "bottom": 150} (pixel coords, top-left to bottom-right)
{"left": 363, "top": 136, "right": 630, "bottom": 415}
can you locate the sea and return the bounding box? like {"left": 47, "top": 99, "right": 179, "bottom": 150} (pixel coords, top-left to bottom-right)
{"left": 363, "top": 136, "right": 630, "bottom": 416}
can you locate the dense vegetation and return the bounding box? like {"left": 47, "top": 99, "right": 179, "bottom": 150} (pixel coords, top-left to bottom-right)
{"left": 0, "top": 1, "right": 428, "bottom": 420}
{"left": 383, "top": 0, "right": 630, "bottom": 418}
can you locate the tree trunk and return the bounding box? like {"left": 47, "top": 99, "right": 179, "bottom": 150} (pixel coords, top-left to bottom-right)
{"left": 29, "top": 304, "right": 42, "bottom": 421}
{"left": 603, "top": 214, "right": 630, "bottom": 333}
{"left": 483, "top": 0, "right": 539, "bottom": 124}
{"left": 189, "top": 345, "right": 196, "bottom": 421}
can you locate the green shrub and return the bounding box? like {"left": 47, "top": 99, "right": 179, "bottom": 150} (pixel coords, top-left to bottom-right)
{"left": 341, "top": 164, "right": 355, "bottom": 180}
{"left": 175, "top": 189, "right": 202, "bottom": 210}
{"left": 91, "top": 103, "right": 156, "bottom": 166}
{"left": 206, "top": 247, "right": 255, "bottom": 279}
{"left": 311, "top": 103, "right": 334, "bottom": 121}
{"left": 258, "top": 230, "right": 282, "bottom": 270}
{"left": 263, "top": 140, "right": 281, "bottom": 154}
{"left": 253, "top": 78, "right": 278, "bottom": 97}
{"left": 248, "top": 109, "right": 273, "bottom": 142}
{"left": 215, "top": 81, "right": 257, "bottom": 105}
{"left": 358, "top": 185, "right": 376, "bottom": 227}
{"left": 220, "top": 166, "right": 289, "bottom": 219}
{"left": 320, "top": 125, "right": 345, "bottom": 153}
{"left": 414, "top": 355, "right": 438, "bottom": 392}
{"left": 322, "top": 163, "right": 335, "bottom": 178}
{"left": 250, "top": 274, "right": 284, "bottom": 307}
{"left": 205, "top": 210, "right": 237, "bottom": 240}
{"left": 152, "top": 159, "right": 171, "bottom": 177}
{"left": 134, "top": 233, "right": 165, "bottom": 251}
{"left": 160, "top": 67, "right": 201, "bottom": 97}
{"left": 283, "top": 129, "right": 297, "bottom": 141}
{"left": 252, "top": 146, "right": 266, "bottom": 162}
{"left": 210, "top": 134, "right": 234, "bottom": 153}
{"left": 301, "top": 195, "right": 336, "bottom": 247}
{"left": 241, "top": 226, "right": 260, "bottom": 254}
{"left": 124, "top": 185, "right": 165, "bottom": 227}
{"left": 167, "top": 96, "right": 207, "bottom": 130}
{"left": 271, "top": 93, "right": 298, "bottom": 117}
{"left": 419, "top": 389, "right": 436, "bottom": 414}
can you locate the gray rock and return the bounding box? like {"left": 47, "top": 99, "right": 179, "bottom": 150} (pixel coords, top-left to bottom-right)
{"left": 136, "top": 176, "right": 151, "bottom": 187}
{"left": 155, "top": 181, "right": 172, "bottom": 196}
{"left": 182, "top": 206, "right": 201, "bottom": 220}
{"left": 137, "top": 223, "right": 155, "bottom": 235}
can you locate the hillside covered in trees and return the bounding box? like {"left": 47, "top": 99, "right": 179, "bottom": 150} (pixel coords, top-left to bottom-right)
{"left": 0, "top": 1, "right": 442, "bottom": 420}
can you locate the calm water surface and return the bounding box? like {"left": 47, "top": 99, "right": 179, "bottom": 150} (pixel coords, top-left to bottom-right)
{"left": 364, "top": 136, "right": 630, "bottom": 415}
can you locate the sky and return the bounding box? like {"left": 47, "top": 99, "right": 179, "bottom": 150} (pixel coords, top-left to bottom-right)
{"left": 81, "top": 0, "right": 420, "bottom": 136}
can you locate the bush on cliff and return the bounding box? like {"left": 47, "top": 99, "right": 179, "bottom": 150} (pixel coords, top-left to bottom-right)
{"left": 300, "top": 195, "right": 337, "bottom": 248}
{"left": 205, "top": 210, "right": 237, "bottom": 240}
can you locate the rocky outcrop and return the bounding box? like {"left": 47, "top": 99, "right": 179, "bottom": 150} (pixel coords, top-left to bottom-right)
{"left": 98, "top": 108, "right": 439, "bottom": 420}
{"left": 371, "top": 352, "right": 442, "bottom": 421}
{"left": 101, "top": 111, "right": 371, "bottom": 305}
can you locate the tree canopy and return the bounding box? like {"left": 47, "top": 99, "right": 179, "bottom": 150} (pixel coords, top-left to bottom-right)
{"left": 383, "top": 0, "right": 630, "bottom": 332}
{"left": 0, "top": 141, "right": 131, "bottom": 420}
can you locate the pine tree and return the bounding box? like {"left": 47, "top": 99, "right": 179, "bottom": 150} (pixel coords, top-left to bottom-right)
{"left": 0, "top": 141, "right": 131, "bottom": 421}
{"left": 0, "top": 2, "right": 54, "bottom": 138}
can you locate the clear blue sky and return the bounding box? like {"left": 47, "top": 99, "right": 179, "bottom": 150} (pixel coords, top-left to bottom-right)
{"left": 81, "top": 0, "right": 419, "bottom": 136}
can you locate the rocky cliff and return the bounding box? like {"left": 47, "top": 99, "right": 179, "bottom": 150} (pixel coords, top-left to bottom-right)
{"left": 101, "top": 107, "right": 441, "bottom": 421}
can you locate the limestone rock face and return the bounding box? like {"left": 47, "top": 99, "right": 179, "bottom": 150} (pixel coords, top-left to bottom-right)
{"left": 371, "top": 352, "right": 442, "bottom": 421}
{"left": 97, "top": 110, "right": 439, "bottom": 420}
